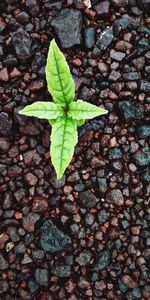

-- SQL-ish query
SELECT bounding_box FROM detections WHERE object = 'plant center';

[64,105,69,115]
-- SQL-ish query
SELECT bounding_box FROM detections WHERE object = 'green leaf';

[18,101,63,119]
[68,100,108,120]
[50,116,77,179]
[46,39,75,105]
[77,119,85,127]
[48,119,57,126]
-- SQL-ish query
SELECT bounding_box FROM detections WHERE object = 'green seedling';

[18,39,108,179]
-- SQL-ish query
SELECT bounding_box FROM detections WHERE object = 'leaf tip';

[18,109,24,115]
[102,108,108,115]
[50,38,58,50]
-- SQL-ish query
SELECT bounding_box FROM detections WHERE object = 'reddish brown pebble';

[25,172,38,186]
[72,58,82,66]
[10,67,22,78]
[122,275,137,289]
[32,196,48,213]
[44,152,50,159]
[15,212,23,220]
[84,8,96,20]
[109,137,117,147]
[108,228,120,239]
[22,213,40,232]
[130,226,141,235]
[0,233,9,250]
[0,68,9,82]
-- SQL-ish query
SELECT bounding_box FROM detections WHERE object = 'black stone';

[51,9,82,48]
[98,210,110,224]
[51,263,71,277]
[108,148,122,159]
[32,52,46,74]
[34,268,48,286]
[133,147,150,166]
[79,190,98,208]
[122,72,140,81]
[118,101,144,120]
[113,15,130,36]
[28,278,38,293]
[94,250,110,270]
[137,125,150,138]
[40,219,71,253]
[137,0,150,9]
[0,112,12,135]
[84,27,95,49]
[96,26,114,50]
[137,38,149,54]
[25,0,39,16]
[3,54,17,68]
[98,178,107,194]
[141,168,150,182]
[140,81,150,93]
[79,86,93,101]
[12,28,32,62]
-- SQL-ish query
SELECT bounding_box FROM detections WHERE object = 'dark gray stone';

[79,190,98,208]
[131,288,142,299]
[84,27,95,49]
[141,168,150,182]
[133,147,150,166]
[98,209,110,224]
[12,28,32,61]
[35,268,48,286]
[23,213,40,232]
[32,52,46,74]
[96,26,114,50]
[40,219,71,253]
[14,242,26,254]
[67,171,80,182]
[0,281,9,295]
[28,278,38,293]
[44,1,62,10]
[98,178,107,194]
[118,101,144,120]
[32,250,44,260]
[51,264,71,277]
[106,189,124,206]
[16,11,30,24]
[76,251,92,266]
[79,85,93,101]
[122,72,140,81]
[111,0,129,6]
[0,137,11,152]
[51,9,82,48]
[3,54,17,68]
[26,0,39,16]
[22,253,33,264]
[94,250,110,270]
[113,15,130,36]
[108,148,122,159]
[137,0,150,9]
[137,38,149,54]
[140,81,150,93]
[94,1,110,16]
[0,113,12,136]
[0,254,8,270]
[137,125,150,138]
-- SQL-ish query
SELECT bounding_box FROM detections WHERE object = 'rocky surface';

[0,0,149,299]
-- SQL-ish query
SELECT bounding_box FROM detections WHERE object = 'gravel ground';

[0,0,150,299]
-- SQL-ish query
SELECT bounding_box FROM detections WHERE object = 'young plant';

[18,39,108,179]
